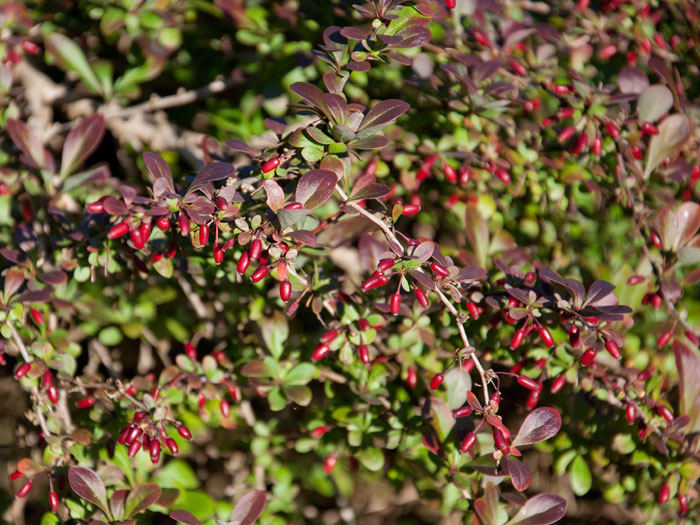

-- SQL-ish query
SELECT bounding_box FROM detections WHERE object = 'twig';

[335,185,491,404]
[177,275,208,318]
[9,323,52,437]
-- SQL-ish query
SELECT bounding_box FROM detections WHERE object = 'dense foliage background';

[0,0,699,524]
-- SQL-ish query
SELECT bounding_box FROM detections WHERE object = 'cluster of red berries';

[117,412,191,463]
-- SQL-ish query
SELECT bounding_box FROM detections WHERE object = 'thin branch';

[336,185,490,404]
[9,323,51,437]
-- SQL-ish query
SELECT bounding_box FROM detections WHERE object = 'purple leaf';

[170,509,201,525]
[295,169,337,209]
[7,119,46,170]
[230,490,267,525]
[68,466,110,518]
[224,140,257,155]
[61,115,105,177]
[124,483,161,518]
[512,407,562,447]
[189,162,235,194]
[263,180,285,214]
[319,156,346,180]
[502,456,532,492]
[585,280,616,306]
[102,196,128,216]
[506,494,567,525]
[0,249,27,264]
[340,25,371,41]
[38,270,68,286]
[474,484,499,525]
[144,152,175,194]
[412,241,435,263]
[110,489,128,520]
[4,267,25,299]
[391,23,432,48]
[290,82,327,112]
[456,266,487,281]
[322,93,348,124]
[351,135,390,150]
[618,66,648,94]
[286,230,317,247]
[358,99,410,132]
[674,340,700,433]
[15,288,52,304]
[349,183,391,201]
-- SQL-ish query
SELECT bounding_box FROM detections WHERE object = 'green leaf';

[46,33,102,95]
[155,459,199,490]
[260,311,288,359]
[357,446,384,472]
[284,363,317,385]
[284,385,312,406]
[153,257,173,278]
[268,387,287,411]
[569,455,592,496]
[98,326,123,346]
[443,367,472,410]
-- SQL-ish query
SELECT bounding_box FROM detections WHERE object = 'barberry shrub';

[1,0,699,523]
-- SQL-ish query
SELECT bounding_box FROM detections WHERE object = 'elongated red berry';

[362,274,388,291]
[250,265,269,283]
[261,157,280,173]
[47,384,58,404]
[402,204,420,215]
[605,339,621,359]
[49,491,59,512]
[493,428,509,453]
[626,404,636,424]
[641,122,659,135]
[414,288,429,308]
[178,214,190,236]
[320,330,339,344]
[129,228,144,250]
[358,344,369,364]
[312,344,330,361]
[430,262,450,277]
[199,224,209,246]
[550,375,566,394]
[150,440,161,463]
[14,362,31,379]
[656,405,674,422]
[430,373,444,390]
[140,220,152,241]
[445,0,456,9]
[443,163,457,183]
[87,202,104,213]
[16,479,33,498]
[377,259,395,272]
[510,328,525,350]
[466,302,479,319]
[592,135,602,156]
[177,425,192,440]
[659,482,670,504]
[657,331,672,348]
[572,132,588,154]
[581,348,596,366]
[280,280,292,302]
[454,406,473,418]
[128,440,141,458]
[29,307,45,326]
[605,122,620,139]
[390,293,401,315]
[539,327,554,347]
[220,399,230,418]
[679,493,688,515]
[77,397,95,408]
[526,388,541,410]
[324,454,337,475]
[213,243,224,264]
[156,216,170,231]
[517,375,539,390]
[249,239,262,260]
[407,366,417,388]
[237,252,250,274]
[460,431,477,453]
[284,201,303,209]
[311,425,330,438]
[108,222,129,239]
[568,325,580,347]
[495,169,511,184]
[10,470,23,481]
[184,341,197,360]
[166,437,179,455]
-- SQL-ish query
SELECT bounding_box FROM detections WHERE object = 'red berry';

[87,201,104,213]
[459,167,471,186]
[365,159,378,176]
[358,344,369,364]
[472,28,491,47]
[656,405,674,423]
[659,482,670,504]
[177,214,190,236]
[22,41,40,55]
[324,454,337,475]
[605,339,621,359]
[605,122,620,139]
[414,287,429,308]
[430,262,450,277]
[657,331,672,348]
[569,325,580,347]
[177,425,192,440]
[553,84,571,94]
[129,228,144,250]
[358,319,370,331]
[237,252,250,274]
[213,243,224,264]
[526,388,541,410]
[557,108,575,120]
[167,241,177,258]
[377,259,395,272]
[126,426,141,445]
[430,373,444,390]
[641,122,659,135]
[572,133,588,154]
[495,169,511,184]
[406,367,418,389]
[445,0,456,8]
[216,196,228,209]
[592,135,602,156]
[509,59,527,76]
[150,439,161,463]
[443,163,457,183]
[493,428,509,453]
[390,293,401,315]
[47,384,58,404]
[280,280,292,302]
[29,307,46,326]
[10,470,23,481]
[650,231,663,249]
[510,328,525,349]
[220,399,230,418]
[466,302,479,319]
[249,239,262,260]
[312,344,330,361]
[558,126,575,143]
[625,404,636,424]
[581,349,596,366]
[161,437,178,456]
[128,441,141,458]
[550,375,566,394]
[108,222,129,239]
[16,479,33,498]
[362,274,389,291]
[14,362,31,379]
[261,157,280,173]
[199,224,209,246]
[140,220,152,241]
[320,330,339,344]
[651,293,663,309]
[311,425,330,438]
[679,493,688,515]
[77,396,95,409]
[460,431,477,453]
[599,44,617,59]
[517,375,539,391]
[539,327,554,347]
[402,204,421,215]
[49,491,59,512]
[454,406,473,418]
[184,341,197,360]
[156,216,170,231]
[285,201,303,210]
